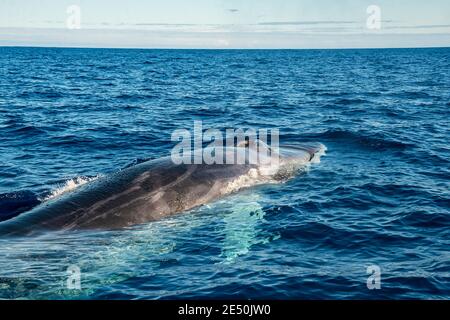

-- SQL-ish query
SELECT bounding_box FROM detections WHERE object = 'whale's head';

[236,139,326,181]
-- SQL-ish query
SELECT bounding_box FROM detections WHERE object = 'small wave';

[114,93,144,101]
[18,90,64,99]
[392,91,432,99]
[95,65,115,70]
[40,176,100,202]
[49,135,95,146]
[306,129,412,151]
[10,125,47,135]
[395,210,450,229]
[229,63,246,69]
[334,98,368,105]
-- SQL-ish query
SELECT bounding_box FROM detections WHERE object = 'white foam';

[40,176,100,201]
[222,168,270,194]
[310,144,327,164]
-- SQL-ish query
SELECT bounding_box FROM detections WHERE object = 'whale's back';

[0,157,252,235]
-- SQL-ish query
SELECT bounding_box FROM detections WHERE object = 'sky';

[0,0,449,48]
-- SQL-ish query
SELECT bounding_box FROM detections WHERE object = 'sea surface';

[0,47,449,299]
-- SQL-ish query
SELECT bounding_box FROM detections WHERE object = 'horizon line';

[1,44,450,51]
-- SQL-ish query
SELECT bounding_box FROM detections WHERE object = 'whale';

[0,141,325,236]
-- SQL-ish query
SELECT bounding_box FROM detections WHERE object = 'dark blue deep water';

[0,47,449,299]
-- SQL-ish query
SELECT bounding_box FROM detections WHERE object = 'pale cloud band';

[0,0,449,49]
[2,27,449,49]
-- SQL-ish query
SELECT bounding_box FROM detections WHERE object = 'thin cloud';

[134,23,197,26]
[386,24,450,29]
[258,21,356,26]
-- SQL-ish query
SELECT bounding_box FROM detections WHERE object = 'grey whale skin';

[0,143,324,236]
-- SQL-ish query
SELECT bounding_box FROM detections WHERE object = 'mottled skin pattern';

[0,144,322,236]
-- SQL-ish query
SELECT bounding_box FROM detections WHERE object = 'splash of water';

[39,176,101,202]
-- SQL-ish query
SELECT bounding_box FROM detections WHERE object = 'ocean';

[0,47,449,299]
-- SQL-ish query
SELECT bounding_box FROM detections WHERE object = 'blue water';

[0,47,449,299]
